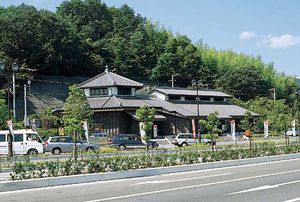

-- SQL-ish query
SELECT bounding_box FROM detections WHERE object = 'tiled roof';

[79,69,143,89]
[153,87,232,98]
[87,95,257,118]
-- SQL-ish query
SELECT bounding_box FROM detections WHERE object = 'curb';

[1,153,300,192]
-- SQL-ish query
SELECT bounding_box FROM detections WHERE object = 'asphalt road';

[1,158,300,202]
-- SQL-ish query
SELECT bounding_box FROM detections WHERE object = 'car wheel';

[119,144,126,150]
[27,149,38,155]
[52,148,61,155]
[181,142,188,147]
[86,147,95,152]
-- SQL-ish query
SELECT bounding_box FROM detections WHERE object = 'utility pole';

[170,75,176,88]
[270,88,276,103]
[23,80,31,127]
[12,62,19,119]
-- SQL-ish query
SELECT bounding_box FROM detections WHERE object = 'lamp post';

[192,79,202,143]
[12,62,19,119]
[24,80,31,127]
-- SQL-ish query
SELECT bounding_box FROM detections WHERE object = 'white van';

[0,129,44,155]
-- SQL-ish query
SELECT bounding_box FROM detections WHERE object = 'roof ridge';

[107,71,116,85]
[110,72,143,86]
[100,96,113,109]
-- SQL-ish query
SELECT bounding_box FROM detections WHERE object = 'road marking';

[85,169,300,202]
[0,158,299,196]
[132,173,232,185]
[227,179,300,195]
[283,197,300,202]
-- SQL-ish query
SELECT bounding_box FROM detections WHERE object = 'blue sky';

[1,0,300,77]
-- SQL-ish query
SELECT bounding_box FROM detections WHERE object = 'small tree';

[136,105,156,143]
[200,112,221,150]
[240,111,254,151]
[62,85,93,160]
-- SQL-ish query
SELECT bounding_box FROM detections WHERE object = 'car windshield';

[27,133,43,143]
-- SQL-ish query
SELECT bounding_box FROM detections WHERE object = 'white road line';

[227,179,300,195]
[85,169,300,202]
[0,158,299,196]
[132,173,232,185]
[283,197,300,202]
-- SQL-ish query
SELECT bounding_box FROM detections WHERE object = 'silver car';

[45,136,99,155]
[172,133,211,147]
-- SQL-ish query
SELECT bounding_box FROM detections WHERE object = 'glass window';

[51,137,60,142]
[169,96,181,100]
[118,88,132,95]
[185,96,196,101]
[214,97,224,102]
[200,97,210,101]
[0,134,6,142]
[27,133,42,143]
[14,134,24,142]
[90,88,108,96]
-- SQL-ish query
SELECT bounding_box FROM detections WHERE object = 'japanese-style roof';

[152,87,232,98]
[87,95,257,119]
[79,69,143,89]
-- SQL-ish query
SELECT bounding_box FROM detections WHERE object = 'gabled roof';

[152,87,232,98]
[79,69,143,89]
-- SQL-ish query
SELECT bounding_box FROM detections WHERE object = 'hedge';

[10,143,300,180]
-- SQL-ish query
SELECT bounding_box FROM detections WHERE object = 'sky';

[1,0,300,77]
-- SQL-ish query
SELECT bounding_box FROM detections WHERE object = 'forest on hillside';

[0,0,298,104]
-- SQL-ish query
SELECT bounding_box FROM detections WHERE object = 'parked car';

[89,132,109,144]
[0,129,44,155]
[108,134,159,150]
[286,130,300,136]
[45,136,100,155]
[172,133,212,147]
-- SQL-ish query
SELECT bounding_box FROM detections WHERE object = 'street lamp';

[12,62,19,119]
[24,80,31,127]
[192,79,202,143]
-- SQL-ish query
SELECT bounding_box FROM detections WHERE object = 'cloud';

[239,31,257,40]
[268,34,300,48]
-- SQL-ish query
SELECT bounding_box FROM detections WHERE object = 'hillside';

[0,0,297,104]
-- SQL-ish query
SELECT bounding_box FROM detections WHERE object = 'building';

[79,69,257,138]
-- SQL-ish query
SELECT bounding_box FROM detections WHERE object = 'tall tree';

[62,85,93,160]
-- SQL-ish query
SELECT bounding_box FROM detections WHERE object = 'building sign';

[264,121,269,138]
[191,119,196,139]
[230,119,236,141]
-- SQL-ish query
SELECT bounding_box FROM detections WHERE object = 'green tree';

[216,67,270,101]
[0,90,8,129]
[62,85,93,160]
[200,112,221,150]
[136,105,156,143]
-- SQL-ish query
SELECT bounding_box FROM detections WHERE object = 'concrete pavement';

[1,157,300,201]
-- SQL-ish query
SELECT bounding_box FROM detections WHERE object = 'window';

[169,96,181,100]
[214,97,224,102]
[90,88,108,96]
[0,134,6,142]
[200,97,210,101]
[185,96,196,101]
[14,134,23,142]
[118,88,132,95]
[26,133,42,142]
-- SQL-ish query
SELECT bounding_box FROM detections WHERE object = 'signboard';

[292,120,296,137]
[153,124,158,138]
[230,119,236,141]
[83,121,89,143]
[264,121,269,138]
[191,119,196,139]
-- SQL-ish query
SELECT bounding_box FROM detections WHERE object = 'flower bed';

[10,143,300,180]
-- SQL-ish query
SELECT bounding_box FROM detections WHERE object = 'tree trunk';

[73,131,78,161]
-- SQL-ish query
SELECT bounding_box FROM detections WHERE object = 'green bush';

[10,144,300,180]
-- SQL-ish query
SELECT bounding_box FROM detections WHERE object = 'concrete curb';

[1,153,300,192]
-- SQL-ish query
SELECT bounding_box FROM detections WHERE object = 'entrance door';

[13,133,25,155]
[0,134,8,155]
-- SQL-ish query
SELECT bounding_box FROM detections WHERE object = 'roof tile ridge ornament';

[113,94,123,107]
[105,65,116,85]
